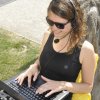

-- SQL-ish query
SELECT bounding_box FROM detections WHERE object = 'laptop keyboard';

[0,76,69,100]
[6,79,47,100]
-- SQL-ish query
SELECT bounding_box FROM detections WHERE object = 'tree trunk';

[78,0,100,100]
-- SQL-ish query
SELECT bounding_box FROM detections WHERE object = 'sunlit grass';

[0,28,40,81]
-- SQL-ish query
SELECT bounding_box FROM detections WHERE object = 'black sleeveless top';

[39,34,82,99]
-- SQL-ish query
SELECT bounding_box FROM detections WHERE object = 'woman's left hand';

[36,76,66,97]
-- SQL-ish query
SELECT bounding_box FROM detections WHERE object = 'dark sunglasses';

[46,17,69,29]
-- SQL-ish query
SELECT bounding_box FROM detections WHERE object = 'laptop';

[0,74,69,100]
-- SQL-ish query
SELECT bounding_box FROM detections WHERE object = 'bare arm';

[63,41,96,93]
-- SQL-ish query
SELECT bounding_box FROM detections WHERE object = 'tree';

[78,0,100,100]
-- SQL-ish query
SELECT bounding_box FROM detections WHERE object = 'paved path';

[0,0,16,7]
[0,0,51,43]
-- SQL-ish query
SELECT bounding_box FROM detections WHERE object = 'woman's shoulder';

[82,40,94,51]
[41,29,51,44]
[79,40,95,63]
[39,29,51,54]
[43,29,51,39]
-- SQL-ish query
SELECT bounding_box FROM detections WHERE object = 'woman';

[16,0,96,99]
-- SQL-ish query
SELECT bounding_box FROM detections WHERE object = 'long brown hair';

[48,0,86,52]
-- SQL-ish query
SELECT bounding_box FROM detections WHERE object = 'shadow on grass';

[4,58,38,82]
[16,57,38,74]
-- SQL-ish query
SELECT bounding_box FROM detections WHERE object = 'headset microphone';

[54,39,60,43]
[54,31,70,43]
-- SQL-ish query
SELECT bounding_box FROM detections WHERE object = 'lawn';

[0,28,40,81]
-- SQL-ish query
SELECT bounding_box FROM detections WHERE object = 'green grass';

[0,28,40,81]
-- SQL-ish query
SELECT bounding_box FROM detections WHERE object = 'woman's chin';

[53,33,61,38]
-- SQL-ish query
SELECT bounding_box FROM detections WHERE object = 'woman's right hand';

[16,64,39,87]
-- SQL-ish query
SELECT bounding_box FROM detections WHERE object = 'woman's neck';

[53,33,71,53]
